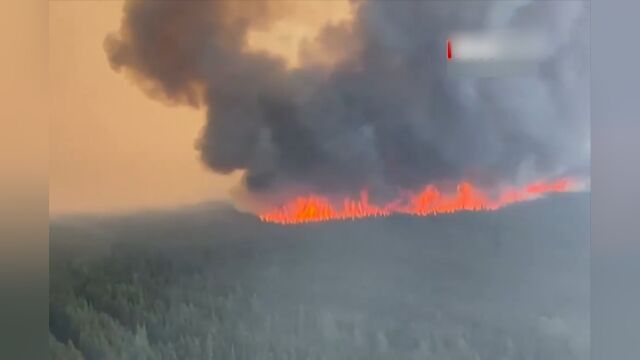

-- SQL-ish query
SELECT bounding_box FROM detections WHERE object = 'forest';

[50,194,589,360]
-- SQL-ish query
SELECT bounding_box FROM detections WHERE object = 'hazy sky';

[49,1,351,215]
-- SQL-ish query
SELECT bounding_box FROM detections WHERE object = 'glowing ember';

[259,178,574,224]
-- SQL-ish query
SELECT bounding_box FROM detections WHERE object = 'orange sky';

[49,1,352,215]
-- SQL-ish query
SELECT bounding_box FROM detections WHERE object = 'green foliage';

[50,333,84,360]
[49,249,579,360]
[50,197,589,359]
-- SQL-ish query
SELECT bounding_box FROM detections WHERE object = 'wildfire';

[259,178,574,224]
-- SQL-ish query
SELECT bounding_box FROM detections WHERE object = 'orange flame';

[259,178,574,224]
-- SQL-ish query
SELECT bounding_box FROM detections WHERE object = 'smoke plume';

[105,0,589,204]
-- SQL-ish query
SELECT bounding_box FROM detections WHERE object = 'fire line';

[259,178,574,224]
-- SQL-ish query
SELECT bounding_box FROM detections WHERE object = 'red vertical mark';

[447,39,452,60]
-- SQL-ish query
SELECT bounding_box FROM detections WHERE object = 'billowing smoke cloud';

[105,0,589,203]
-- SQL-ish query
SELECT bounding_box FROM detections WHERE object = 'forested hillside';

[50,194,589,360]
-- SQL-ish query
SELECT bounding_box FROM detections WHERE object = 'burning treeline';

[259,178,574,224]
[105,1,589,222]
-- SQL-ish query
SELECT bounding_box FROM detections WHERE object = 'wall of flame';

[260,178,574,224]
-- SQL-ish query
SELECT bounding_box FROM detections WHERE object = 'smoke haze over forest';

[49,2,590,359]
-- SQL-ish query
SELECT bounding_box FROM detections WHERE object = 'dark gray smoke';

[105,0,589,202]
